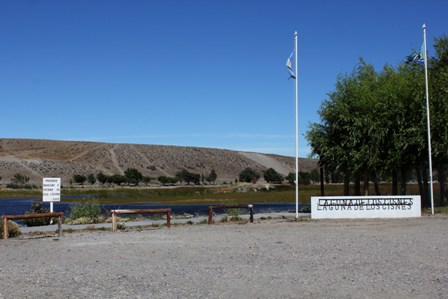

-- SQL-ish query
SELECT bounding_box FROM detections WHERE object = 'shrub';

[24,200,53,227]
[1,220,22,238]
[227,208,243,222]
[117,222,126,230]
[70,202,101,223]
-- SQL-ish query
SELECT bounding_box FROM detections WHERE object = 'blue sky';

[1,0,447,157]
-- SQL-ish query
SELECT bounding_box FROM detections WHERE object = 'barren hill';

[0,139,317,185]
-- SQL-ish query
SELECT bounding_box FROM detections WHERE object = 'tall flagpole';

[423,23,435,215]
[294,31,299,220]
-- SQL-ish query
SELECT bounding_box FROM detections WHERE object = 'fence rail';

[2,212,63,240]
[208,205,254,224]
[111,208,171,231]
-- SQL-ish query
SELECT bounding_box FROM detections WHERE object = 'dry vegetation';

[0,138,317,185]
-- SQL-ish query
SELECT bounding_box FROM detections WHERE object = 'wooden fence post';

[112,211,117,232]
[208,206,213,224]
[3,217,8,240]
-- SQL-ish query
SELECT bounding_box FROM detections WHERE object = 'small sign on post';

[43,178,61,213]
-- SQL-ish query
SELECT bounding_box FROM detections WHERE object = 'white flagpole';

[423,23,435,215]
[294,31,299,219]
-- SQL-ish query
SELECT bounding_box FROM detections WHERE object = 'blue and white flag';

[286,51,296,79]
[405,44,424,64]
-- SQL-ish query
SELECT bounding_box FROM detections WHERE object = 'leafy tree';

[286,172,311,185]
[110,174,126,186]
[263,168,284,184]
[11,173,30,185]
[310,169,320,183]
[158,176,178,186]
[97,172,108,185]
[124,168,143,186]
[87,173,96,185]
[73,174,87,185]
[176,169,200,185]
[299,172,311,185]
[239,168,260,183]
[286,172,295,185]
[142,176,152,186]
[206,169,218,184]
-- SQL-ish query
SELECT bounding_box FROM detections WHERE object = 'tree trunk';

[320,164,325,196]
[343,174,350,196]
[392,170,398,195]
[416,166,425,203]
[422,169,430,208]
[438,166,447,206]
[373,172,380,195]
[355,174,361,196]
[363,170,369,196]
[400,167,407,195]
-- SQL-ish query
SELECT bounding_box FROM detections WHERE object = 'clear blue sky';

[1,0,446,157]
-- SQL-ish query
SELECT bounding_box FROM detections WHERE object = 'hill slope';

[0,139,317,184]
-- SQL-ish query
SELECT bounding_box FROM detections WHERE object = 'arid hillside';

[0,139,317,185]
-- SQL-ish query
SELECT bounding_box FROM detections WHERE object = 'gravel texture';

[1,215,447,298]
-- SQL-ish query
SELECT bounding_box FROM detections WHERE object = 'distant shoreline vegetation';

[0,183,422,205]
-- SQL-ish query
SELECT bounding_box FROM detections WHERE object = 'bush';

[239,168,260,183]
[24,200,53,227]
[263,168,284,184]
[1,220,22,238]
[70,202,101,224]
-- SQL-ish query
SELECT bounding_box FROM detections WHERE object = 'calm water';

[0,198,303,216]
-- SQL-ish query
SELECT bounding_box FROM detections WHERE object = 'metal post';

[423,23,434,215]
[294,31,299,220]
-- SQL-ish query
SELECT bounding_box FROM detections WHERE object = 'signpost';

[43,178,61,213]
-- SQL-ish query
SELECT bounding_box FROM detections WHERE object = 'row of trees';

[239,167,319,185]
[306,35,448,207]
[72,167,319,187]
[72,168,218,186]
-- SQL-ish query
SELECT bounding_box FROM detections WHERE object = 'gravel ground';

[1,215,447,299]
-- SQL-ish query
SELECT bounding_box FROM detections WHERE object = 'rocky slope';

[0,138,317,185]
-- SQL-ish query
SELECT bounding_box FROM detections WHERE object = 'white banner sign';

[311,196,421,219]
[43,178,61,202]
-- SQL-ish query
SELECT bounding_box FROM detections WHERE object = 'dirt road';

[1,215,447,298]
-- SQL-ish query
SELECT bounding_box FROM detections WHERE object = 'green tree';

[158,176,178,186]
[124,168,143,186]
[263,168,284,184]
[73,174,87,185]
[310,169,320,183]
[142,176,152,186]
[97,172,108,185]
[87,173,96,185]
[206,169,218,184]
[110,174,126,186]
[176,169,200,185]
[11,173,30,185]
[239,168,260,183]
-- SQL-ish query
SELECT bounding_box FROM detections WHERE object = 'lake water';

[0,198,304,217]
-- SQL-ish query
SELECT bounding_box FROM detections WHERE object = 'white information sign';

[311,195,421,219]
[43,178,61,202]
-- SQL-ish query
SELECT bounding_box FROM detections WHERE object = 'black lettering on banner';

[316,197,415,212]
